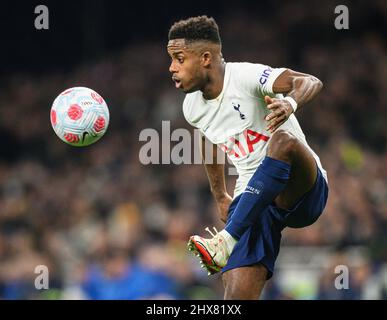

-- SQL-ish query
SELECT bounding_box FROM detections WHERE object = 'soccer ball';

[50,87,109,146]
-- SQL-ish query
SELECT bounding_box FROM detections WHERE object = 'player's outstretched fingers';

[266,108,283,121]
[268,114,287,132]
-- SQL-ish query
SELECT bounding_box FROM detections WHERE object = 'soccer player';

[167,16,328,299]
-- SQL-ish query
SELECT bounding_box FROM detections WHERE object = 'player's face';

[167,39,206,93]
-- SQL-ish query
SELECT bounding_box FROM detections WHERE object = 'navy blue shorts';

[222,167,328,279]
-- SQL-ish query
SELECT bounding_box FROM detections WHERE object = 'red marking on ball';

[93,116,105,132]
[64,133,79,143]
[51,110,57,126]
[61,89,73,95]
[67,104,83,120]
[91,92,103,104]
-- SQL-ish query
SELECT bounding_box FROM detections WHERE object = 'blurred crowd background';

[0,0,386,299]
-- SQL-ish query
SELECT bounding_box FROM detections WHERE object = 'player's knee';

[267,129,298,160]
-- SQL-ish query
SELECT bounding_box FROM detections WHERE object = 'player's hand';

[216,193,233,224]
[264,95,294,133]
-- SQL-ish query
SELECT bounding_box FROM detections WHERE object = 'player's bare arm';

[201,135,232,223]
[265,69,323,133]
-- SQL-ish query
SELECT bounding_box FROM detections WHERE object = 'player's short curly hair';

[168,16,221,44]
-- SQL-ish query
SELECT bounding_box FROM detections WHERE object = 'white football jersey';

[183,62,328,198]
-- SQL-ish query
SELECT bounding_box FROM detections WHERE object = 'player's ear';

[201,51,212,67]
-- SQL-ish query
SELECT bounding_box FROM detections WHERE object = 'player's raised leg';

[225,129,317,239]
[221,130,319,299]
[188,129,319,274]
[269,130,317,211]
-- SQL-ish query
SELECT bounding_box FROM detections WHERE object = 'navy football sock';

[225,156,291,240]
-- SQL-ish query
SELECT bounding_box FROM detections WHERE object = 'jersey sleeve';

[234,62,287,98]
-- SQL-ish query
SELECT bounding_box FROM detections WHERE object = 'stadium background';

[0,0,386,299]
